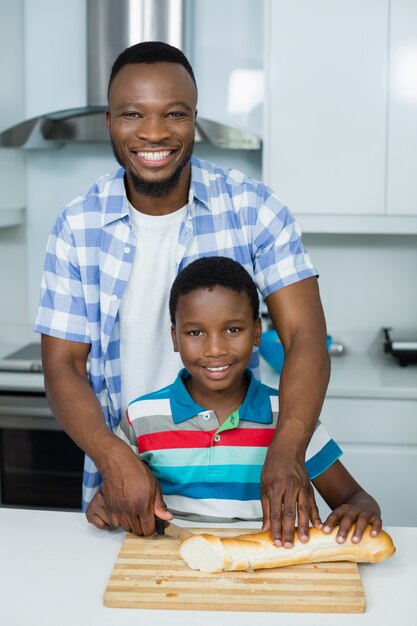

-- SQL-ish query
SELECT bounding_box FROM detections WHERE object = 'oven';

[0,343,84,510]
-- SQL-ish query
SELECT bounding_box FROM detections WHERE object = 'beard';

[111,139,193,198]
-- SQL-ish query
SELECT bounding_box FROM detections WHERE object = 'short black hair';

[108,40,197,98]
[169,256,260,325]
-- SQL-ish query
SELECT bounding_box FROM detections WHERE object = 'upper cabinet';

[264,0,417,233]
[0,0,25,226]
[186,0,264,179]
[387,0,417,215]
[188,0,264,139]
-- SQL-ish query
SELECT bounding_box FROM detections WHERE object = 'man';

[35,41,330,548]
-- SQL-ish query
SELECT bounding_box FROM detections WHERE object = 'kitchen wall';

[0,226,27,328]
[0,0,416,346]
[303,233,417,350]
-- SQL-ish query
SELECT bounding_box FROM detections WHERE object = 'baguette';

[179,525,395,573]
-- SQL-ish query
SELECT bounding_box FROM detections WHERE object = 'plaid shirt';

[34,156,317,509]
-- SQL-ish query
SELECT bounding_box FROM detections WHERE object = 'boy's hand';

[261,450,322,548]
[86,490,121,530]
[322,499,382,544]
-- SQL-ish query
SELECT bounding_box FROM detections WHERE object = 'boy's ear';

[171,325,179,352]
[254,317,262,346]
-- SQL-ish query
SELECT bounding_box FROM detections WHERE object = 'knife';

[154,516,193,541]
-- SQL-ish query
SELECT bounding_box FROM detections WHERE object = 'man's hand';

[41,336,172,535]
[86,490,120,530]
[260,449,322,548]
[262,280,330,548]
[99,441,173,535]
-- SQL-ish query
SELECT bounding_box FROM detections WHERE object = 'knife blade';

[164,522,193,541]
[154,516,193,541]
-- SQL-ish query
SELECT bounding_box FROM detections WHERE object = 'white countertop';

[261,353,417,400]
[0,508,415,626]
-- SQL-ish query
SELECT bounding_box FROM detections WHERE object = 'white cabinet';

[0,0,25,227]
[318,397,417,526]
[264,0,388,217]
[188,0,264,139]
[188,0,264,180]
[264,0,417,233]
[387,0,417,215]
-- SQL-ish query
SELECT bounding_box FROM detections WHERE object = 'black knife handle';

[155,516,165,535]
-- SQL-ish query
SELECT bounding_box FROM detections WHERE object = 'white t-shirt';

[119,203,187,413]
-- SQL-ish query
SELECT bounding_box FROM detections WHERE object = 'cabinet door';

[318,397,417,526]
[314,446,417,527]
[0,0,25,216]
[387,0,417,215]
[264,0,388,216]
[333,444,417,527]
[187,0,264,180]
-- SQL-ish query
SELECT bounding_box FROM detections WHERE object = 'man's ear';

[171,325,179,352]
[105,108,111,130]
[254,317,262,347]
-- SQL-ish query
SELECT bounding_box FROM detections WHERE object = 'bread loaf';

[179,525,395,573]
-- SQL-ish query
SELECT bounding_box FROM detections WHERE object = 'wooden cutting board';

[104,528,365,613]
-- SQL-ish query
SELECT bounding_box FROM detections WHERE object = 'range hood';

[0,0,261,151]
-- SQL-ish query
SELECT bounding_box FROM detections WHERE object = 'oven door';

[0,392,84,509]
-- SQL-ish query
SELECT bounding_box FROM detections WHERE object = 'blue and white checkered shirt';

[34,156,317,509]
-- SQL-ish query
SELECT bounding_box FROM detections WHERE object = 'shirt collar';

[170,368,274,425]
[189,156,211,211]
[170,369,206,423]
[102,158,212,227]
[102,168,131,226]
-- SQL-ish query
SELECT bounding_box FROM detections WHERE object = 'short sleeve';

[305,421,343,480]
[115,410,139,455]
[34,213,90,343]
[251,190,318,299]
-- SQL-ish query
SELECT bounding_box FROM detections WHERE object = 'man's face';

[171,287,262,397]
[106,62,197,201]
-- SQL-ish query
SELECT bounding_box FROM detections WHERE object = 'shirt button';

[202,412,211,420]
[213,434,221,443]
[124,246,131,254]
[111,294,118,302]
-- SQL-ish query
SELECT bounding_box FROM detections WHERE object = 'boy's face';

[171,286,261,393]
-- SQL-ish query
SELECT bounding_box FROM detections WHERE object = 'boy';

[87,257,382,546]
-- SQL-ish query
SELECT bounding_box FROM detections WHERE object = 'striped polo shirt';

[116,369,342,523]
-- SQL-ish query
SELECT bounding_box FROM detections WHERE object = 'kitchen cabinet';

[318,396,417,526]
[0,0,25,227]
[264,0,417,234]
[387,0,417,215]
[187,0,264,180]
[188,0,264,139]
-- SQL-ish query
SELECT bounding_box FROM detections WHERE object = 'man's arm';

[261,276,330,547]
[41,334,172,534]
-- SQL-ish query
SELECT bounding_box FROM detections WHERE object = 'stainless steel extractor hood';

[0,0,261,151]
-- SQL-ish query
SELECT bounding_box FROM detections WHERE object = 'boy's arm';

[42,334,172,534]
[261,277,330,547]
[312,460,382,543]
